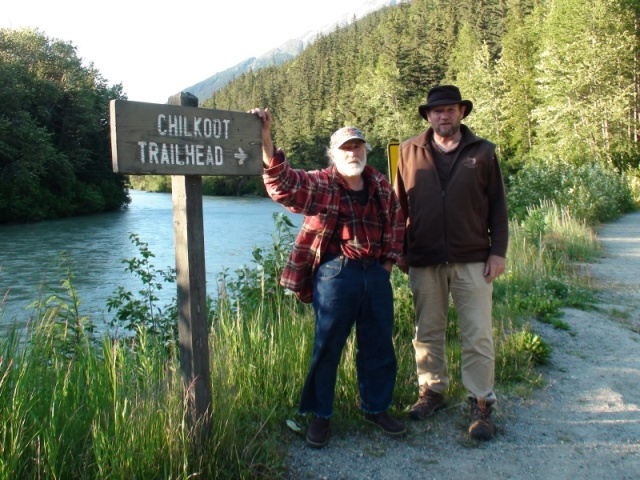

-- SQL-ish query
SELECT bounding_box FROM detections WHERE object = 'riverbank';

[285,211,640,479]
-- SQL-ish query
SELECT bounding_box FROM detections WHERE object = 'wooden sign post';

[110,93,263,434]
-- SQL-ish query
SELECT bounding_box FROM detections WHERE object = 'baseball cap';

[330,127,366,149]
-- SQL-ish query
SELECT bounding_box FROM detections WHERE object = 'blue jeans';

[299,254,397,418]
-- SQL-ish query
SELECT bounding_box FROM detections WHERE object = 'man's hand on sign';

[248,108,275,167]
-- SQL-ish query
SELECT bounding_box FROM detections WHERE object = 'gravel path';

[285,211,640,480]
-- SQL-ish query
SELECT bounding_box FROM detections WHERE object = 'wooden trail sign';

[110,99,263,176]
[109,92,263,436]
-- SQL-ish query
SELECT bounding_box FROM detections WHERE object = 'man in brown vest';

[394,85,509,441]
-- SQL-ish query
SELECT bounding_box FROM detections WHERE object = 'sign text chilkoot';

[110,100,263,176]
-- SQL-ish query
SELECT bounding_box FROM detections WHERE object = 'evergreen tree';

[494,0,541,167]
[532,0,636,164]
[446,24,503,154]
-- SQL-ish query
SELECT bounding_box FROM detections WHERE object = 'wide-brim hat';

[418,85,473,120]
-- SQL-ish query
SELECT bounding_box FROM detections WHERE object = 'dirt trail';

[286,212,640,480]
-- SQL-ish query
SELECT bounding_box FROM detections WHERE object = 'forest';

[205,0,640,220]
[2,0,640,223]
[0,28,128,223]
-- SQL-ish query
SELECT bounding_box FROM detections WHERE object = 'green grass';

[0,202,612,478]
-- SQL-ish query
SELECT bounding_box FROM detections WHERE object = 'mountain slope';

[184,0,401,102]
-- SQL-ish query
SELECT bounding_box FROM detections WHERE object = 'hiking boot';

[468,398,495,441]
[364,411,407,436]
[408,387,445,420]
[306,416,330,448]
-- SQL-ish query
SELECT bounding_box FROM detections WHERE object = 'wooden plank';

[110,99,262,176]
[172,174,212,428]
[169,92,212,432]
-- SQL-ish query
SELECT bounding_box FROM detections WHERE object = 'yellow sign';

[387,142,399,185]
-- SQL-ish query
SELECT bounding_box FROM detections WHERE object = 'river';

[0,190,300,333]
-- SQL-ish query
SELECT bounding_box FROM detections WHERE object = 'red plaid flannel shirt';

[263,149,405,303]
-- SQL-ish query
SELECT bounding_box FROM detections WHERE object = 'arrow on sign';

[234,148,248,165]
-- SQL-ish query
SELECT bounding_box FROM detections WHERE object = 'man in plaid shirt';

[250,107,406,448]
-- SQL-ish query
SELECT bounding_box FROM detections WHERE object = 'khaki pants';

[409,263,495,400]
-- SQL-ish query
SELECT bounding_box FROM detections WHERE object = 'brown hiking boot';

[306,416,330,448]
[468,398,495,441]
[408,387,445,420]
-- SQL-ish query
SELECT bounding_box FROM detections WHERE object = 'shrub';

[622,167,640,208]
[106,233,177,347]
[508,159,635,224]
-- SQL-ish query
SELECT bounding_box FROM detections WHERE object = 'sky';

[2,0,376,104]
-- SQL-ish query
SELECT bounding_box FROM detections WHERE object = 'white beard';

[335,157,366,178]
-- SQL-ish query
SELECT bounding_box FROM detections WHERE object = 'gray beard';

[336,161,365,178]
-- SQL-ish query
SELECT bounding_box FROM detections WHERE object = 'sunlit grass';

[494,201,600,326]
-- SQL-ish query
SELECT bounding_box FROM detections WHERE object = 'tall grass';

[495,200,600,328]
[0,203,609,478]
